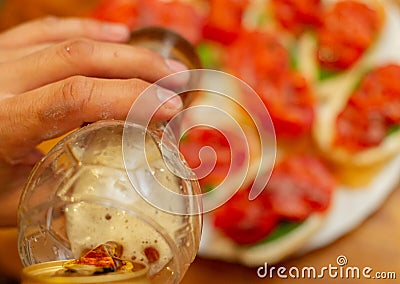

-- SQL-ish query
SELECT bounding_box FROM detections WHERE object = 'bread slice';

[313,0,400,167]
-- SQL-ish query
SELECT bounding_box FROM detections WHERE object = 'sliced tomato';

[226,31,314,138]
[335,64,400,151]
[213,154,335,244]
[350,64,400,122]
[213,188,279,245]
[202,0,249,45]
[270,0,322,35]
[265,155,335,221]
[89,0,139,29]
[226,31,290,87]
[179,127,245,192]
[90,0,205,43]
[256,71,315,138]
[317,0,381,71]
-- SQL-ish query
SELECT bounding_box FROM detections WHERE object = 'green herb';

[289,45,299,70]
[387,124,400,136]
[256,12,270,27]
[179,132,188,143]
[264,221,303,243]
[318,68,339,81]
[245,221,304,247]
[351,68,370,92]
[202,184,216,193]
[196,42,222,69]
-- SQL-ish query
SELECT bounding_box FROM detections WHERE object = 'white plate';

[302,154,400,252]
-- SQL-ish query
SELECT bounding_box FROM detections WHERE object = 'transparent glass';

[129,26,202,110]
[18,121,202,284]
[128,26,201,70]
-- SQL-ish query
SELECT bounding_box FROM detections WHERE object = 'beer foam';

[65,202,174,275]
[63,161,189,276]
[62,123,192,276]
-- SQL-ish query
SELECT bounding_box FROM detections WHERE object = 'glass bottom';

[22,261,150,284]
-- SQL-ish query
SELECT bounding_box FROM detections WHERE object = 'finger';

[0,76,183,163]
[0,16,130,48]
[0,43,49,63]
[0,38,187,94]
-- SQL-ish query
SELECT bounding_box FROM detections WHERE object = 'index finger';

[0,76,183,163]
[0,16,131,48]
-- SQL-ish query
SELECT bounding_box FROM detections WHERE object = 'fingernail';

[102,23,130,39]
[157,87,183,109]
[164,59,190,87]
[165,59,188,73]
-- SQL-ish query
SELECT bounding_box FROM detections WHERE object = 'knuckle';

[60,76,96,111]
[56,38,95,65]
[126,78,147,95]
[0,99,29,160]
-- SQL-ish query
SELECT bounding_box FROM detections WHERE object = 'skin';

[0,16,187,227]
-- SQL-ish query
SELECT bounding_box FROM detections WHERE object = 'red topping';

[270,0,322,35]
[213,155,335,244]
[202,0,249,45]
[266,155,335,221]
[336,64,400,151]
[90,0,205,43]
[214,189,279,245]
[317,0,381,71]
[179,127,245,192]
[227,31,315,138]
[89,0,139,29]
[137,0,205,44]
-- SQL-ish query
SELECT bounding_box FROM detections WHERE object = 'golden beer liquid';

[22,261,151,284]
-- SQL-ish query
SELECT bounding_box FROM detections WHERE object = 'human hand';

[0,17,187,226]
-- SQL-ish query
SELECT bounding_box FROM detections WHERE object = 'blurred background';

[0,0,399,283]
[0,0,98,30]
